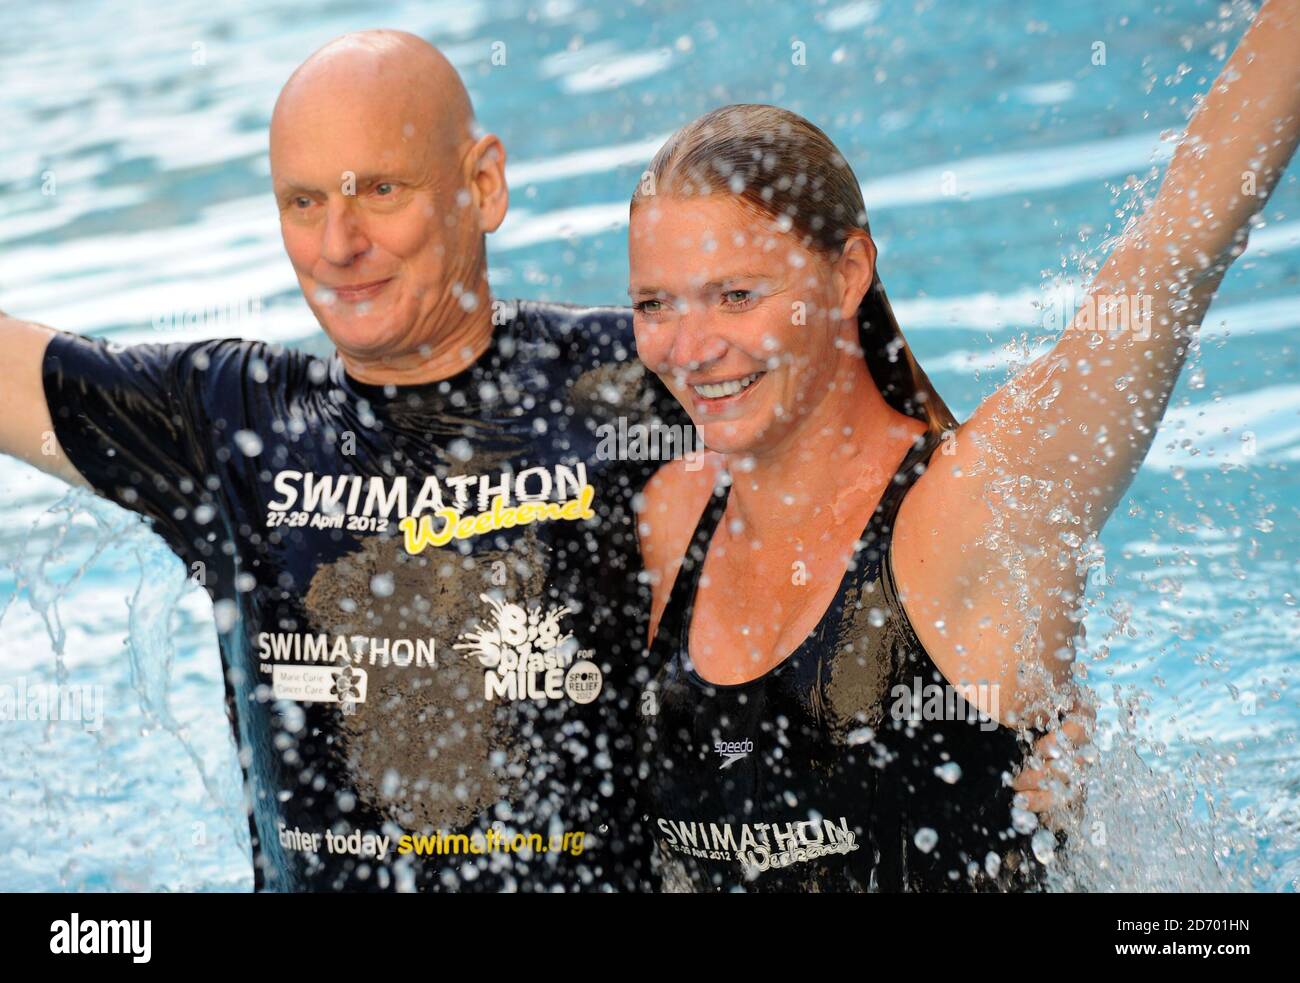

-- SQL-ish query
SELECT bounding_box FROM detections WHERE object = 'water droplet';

[847,726,875,746]
[934,762,962,784]
[370,573,395,597]
[984,851,1002,878]
[1011,806,1040,835]
[278,703,305,734]
[914,827,939,853]
[1031,828,1057,863]
[234,430,263,456]
[381,769,401,797]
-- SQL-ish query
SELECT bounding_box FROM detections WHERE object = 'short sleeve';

[41,331,236,569]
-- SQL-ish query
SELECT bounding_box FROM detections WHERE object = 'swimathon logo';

[262,462,596,550]
[454,594,602,704]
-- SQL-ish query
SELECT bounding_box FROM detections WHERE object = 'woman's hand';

[1012,703,1097,834]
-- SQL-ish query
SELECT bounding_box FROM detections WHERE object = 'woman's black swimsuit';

[637,427,1058,892]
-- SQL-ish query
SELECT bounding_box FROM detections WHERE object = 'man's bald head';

[272,30,476,160]
[269,30,509,381]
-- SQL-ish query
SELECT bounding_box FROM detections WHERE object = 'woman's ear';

[834,233,877,321]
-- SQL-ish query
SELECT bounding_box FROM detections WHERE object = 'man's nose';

[667,311,729,373]
[320,200,370,266]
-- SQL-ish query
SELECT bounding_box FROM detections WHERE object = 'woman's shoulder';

[637,453,725,640]
[638,453,722,565]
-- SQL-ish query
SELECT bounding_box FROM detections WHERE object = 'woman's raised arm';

[972,0,1300,539]
[894,0,1300,727]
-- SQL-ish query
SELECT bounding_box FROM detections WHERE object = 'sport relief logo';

[454,594,603,704]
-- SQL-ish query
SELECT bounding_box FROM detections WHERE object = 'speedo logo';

[715,739,753,769]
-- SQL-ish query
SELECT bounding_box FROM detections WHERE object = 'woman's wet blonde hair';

[631,103,958,432]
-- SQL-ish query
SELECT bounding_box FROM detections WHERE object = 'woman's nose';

[667,314,729,372]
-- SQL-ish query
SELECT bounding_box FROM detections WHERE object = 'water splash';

[1,489,250,890]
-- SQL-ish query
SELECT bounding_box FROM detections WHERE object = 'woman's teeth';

[692,372,762,399]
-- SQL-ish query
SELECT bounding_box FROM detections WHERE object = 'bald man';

[0,31,686,892]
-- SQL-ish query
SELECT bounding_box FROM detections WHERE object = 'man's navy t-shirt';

[41,300,688,892]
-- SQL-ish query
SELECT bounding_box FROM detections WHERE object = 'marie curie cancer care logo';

[455,594,603,704]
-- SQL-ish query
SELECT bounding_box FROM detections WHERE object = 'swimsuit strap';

[649,480,731,656]
[651,425,947,658]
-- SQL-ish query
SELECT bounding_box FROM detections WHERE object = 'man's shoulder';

[44,332,319,400]
[171,336,325,391]
[510,297,631,351]
[125,337,328,431]
[186,335,315,368]
[506,299,683,423]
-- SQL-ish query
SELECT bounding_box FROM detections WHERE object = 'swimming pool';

[1,0,1296,891]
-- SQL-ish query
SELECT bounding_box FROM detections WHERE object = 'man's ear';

[466,133,508,233]
[834,232,877,321]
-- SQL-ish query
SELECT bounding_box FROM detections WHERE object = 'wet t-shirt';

[41,300,690,892]
[638,429,1057,892]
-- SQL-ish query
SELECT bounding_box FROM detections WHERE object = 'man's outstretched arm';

[0,313,89,487]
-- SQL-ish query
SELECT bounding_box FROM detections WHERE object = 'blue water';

[1,0,1297,891]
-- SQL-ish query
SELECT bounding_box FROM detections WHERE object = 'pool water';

[1,0,1296,891]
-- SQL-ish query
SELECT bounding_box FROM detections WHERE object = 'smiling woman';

[627,0,1300,892]
[628,105,1042,891]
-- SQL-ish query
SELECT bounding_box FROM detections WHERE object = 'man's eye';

[634,299,663,314]
[374,182,394,196]
[293,196,313,209]
[722,289,752,306]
